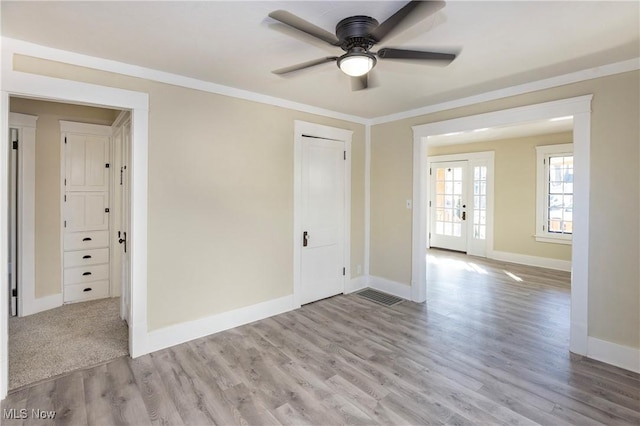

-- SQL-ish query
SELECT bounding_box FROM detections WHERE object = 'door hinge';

[12,288,17,297]
[542,225,545,231]
[64,178,67,186]
[64,137,67,144]
[429,232,431,239]
[64,195,67,202]
[344,151,346,160]
[429,168,432,175]
[105,163,110,168]
[64,220,67,228]
[429,200,432,207]
[12,140,18,150]
[343,267,346,276]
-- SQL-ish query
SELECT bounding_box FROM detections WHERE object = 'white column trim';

[364,124,371,276]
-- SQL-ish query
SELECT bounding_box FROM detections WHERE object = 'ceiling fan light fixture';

[337,51,376,77]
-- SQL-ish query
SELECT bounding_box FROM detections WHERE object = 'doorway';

[293,121,352,308]
[1,67,150,399]
[411,95,592,356]
[6,98,132,390]
[299,135,346,305]
[429,160,468,252]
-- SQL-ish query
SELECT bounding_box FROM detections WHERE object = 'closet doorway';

[6,97,132,390]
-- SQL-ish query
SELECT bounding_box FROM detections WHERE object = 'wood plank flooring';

[2,250,639,425]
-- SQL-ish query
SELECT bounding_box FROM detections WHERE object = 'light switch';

[406,199,412,209]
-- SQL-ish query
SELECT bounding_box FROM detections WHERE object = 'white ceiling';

[2,1,639,118]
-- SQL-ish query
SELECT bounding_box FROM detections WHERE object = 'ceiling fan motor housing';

[336,16,379,51]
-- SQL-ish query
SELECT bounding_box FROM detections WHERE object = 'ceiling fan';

[268,1,457,90]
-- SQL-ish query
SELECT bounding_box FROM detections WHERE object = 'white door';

[430,161,469,252]
[300,136,345,305]
[65,134,110,192]
[8,128,18,316]
[119,122,131,322]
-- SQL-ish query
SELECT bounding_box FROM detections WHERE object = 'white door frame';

[293,120,352,309]
[7,113,38,317]
[412,95,592,356]
[1,68,149,399]
[427,151,495,257]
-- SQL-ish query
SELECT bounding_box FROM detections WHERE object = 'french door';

[430,161,469,252]
[429,158,490,256]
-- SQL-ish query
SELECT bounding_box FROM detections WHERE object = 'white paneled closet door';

[61,121,112,304]
[65,133,110,192]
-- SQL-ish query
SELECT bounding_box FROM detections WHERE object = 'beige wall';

[428,132,573,261]
[13,55,366,330]
[371,70,639,349]
[9,98,119,298]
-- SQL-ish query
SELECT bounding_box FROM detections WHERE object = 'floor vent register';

[356,288,404,307]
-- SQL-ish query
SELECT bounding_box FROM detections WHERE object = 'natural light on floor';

[503,270,524,282]
[427,253,487,274]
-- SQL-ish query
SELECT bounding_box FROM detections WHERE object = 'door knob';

[118,231,127,253]
[303,231,309,247]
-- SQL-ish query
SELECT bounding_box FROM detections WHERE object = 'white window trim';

[535,143,574,245]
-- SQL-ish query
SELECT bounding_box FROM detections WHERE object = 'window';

[535,143,573,244]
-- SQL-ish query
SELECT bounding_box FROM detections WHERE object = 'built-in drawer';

[64,230,109,251]
[64,263,109,285]
[64,280,110,303]
[64,248,109,268]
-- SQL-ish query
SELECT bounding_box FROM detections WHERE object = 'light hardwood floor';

[2,250,639,425]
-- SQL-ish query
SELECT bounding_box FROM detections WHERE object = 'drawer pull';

[83,287,92,292]
[82,272,92,276]
[82,237,92,241]
[82,255,92,259]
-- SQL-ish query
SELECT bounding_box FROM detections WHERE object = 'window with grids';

[473,166,487,240]
[536,144,573,244]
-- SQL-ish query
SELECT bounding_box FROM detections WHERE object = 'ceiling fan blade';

[269,10,340,46]
[351,74,368,91]
[272,57,338,75]
[370,1,445,43]
[377,48,456,63]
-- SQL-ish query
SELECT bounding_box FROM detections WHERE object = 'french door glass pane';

[473,166,487,240]
[434,166,464,237]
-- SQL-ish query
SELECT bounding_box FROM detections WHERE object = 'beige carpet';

[9,297,128,390]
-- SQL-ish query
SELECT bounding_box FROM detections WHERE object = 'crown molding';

[3,37,638,127]
[370,58,640,125]
[1,37,369,125]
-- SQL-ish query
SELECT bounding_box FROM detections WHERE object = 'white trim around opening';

[0,67,149,399]
[411,95,593,356]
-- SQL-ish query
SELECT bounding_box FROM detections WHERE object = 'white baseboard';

[22,293,63,316]
[146,295,294,353]
[345,276,369,294]
[587,337,640,373]
[369,275,412,300]
[488,250,572,272]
